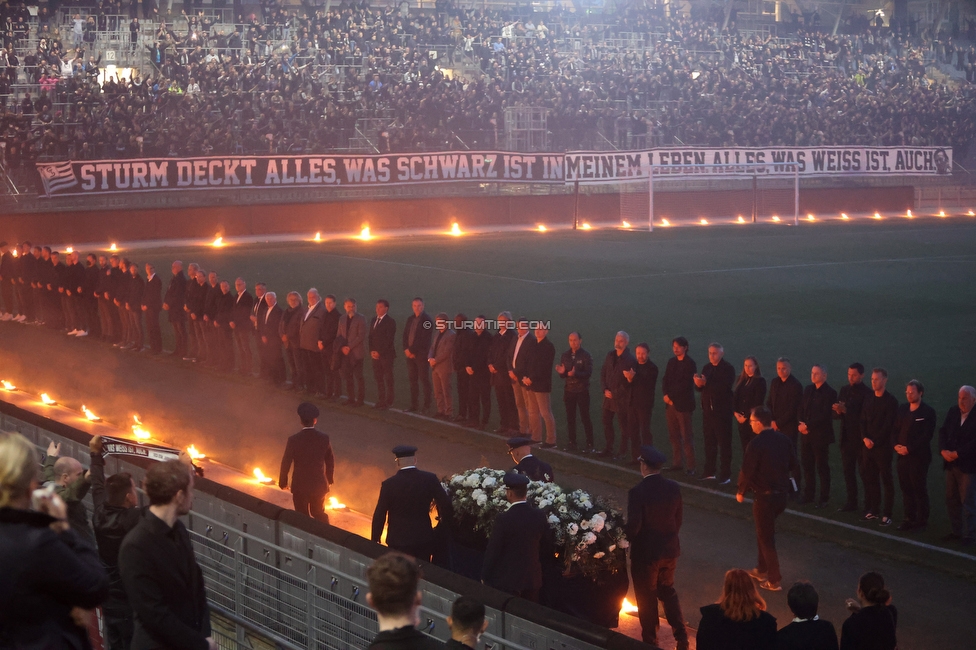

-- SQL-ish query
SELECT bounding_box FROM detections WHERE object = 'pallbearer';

[507,437,554,483]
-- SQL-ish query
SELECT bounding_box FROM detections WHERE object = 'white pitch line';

[541,254,976,285]
[313,253,547,284]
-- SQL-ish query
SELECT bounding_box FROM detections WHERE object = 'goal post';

[617,162,800,229]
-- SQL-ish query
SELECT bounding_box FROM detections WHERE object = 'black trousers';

[861,448,894,518]
[127,309,143,348]
[1,279,15,314]
[455,370,470,419]
[292,491,330,524]
[323,355,342,398]
[104,612,134,650]
[342,356,365,403]
[217,327,235,371]
[192,318,209,362]
[564,390,594,447]
[840,440,862,508]
[145,308,162,353]
[372,356,395,406]
[407,355,432,409]
[390,542,434,564]
[233,329,253,373]
[170,317,187,356]
[800,437,831,502]
[262,342,286,386]
[85,297,99,336]
[634,403,653,446]
[897,454,931,525]
[494,379,518,429]
[737,421,753,455]
[631,559,687,647]
[753,492,787,584]
[468,373,491,424]
[602,406,637,458]
[299,348,323,392]
[702,412,733,480]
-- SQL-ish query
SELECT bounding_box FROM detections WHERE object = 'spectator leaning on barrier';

[119,459,216,650]
[41,440,95,544]
[0,432,109,650]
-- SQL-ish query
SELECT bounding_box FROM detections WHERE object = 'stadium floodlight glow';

[253,468,274,484]
[359,226,373,241]
[187,445,206,460]
[450,222,462,237]
[771,216,781,222]
[699,218,709,225]
[537,224,548,232]
[131,415,151,440]
[212,236,225,247]
[660,219,671,226]
[110,243,118,251]
[40,393,57,405]
[580,223,592,230]
[313,232,322,242]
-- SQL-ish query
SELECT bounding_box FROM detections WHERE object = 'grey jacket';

[336,311,367,360]
[428,329,456,373]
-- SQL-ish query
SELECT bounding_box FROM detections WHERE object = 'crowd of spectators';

[1,1,975,168]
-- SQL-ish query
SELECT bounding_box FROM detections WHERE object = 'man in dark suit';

[833,363,870,512]
[141,263,163,355]
[213,281,236,372]
[202,272,221,368]
[630,343,658,449]
[939,385,976,544]
[507,437,554,482]
[768,357,804,496]
[279,402,336,524]
[798,364,838,507]
[557,331,595,451]
[403,298,434,412]
[162,260,188,358]
[369,299,397,409]
[481,472,549,602]
[662,336,697,474]
[319,295,342,399]
[489,311,518,434]
[185,270,208,363]
[626,446,689,650]
[522,322,557,447]
[259,292,286,387]
[860,368,899,526]
[125,262,145,351]
[250,283,269,376]
[83,254,101,337]
[694,343,736,483]
[119,460,216,650]
[462,316,493,428]
[737,406,799,592]
[508,319,536,435]
[298,289,326,394]
[600,331,637,460]
[371,445,453,562]
[230,277,255,375]
[894,380,937,532]
[337,297,368,406]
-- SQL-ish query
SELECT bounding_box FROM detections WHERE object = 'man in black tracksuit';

[894,380,936,531]
[694,343,736,483]
[860,368,899,525]
[797,365,837,507]
[833,363,870,512]
[737,406,798,591]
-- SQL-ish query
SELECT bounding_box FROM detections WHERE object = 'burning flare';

[1,380,16,391]
[807,214,815,222]
[81,405,101,422]
[536,224,547,232]
[110,243,118,251]
[186,445,206,460]
[660,219,671,227]
[449,222,462,237]
[580,222,592,230]
[699,218,709,225]
[621,220,631,229]
[772,215,781,222]
[841,213,849,220]
[212,236,225,247]
[359,226,372,241]
[40,393,57,405]
[131,415,151,440]
[65,247,74,254]
[938,210,947,218]
[873,212,883,220]
[313,232,322,242]
[620,598,639,616]
[253,468,274,484]
[326,496,347,510]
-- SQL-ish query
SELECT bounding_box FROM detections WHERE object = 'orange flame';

[580,222,592,230]
[772,215,781,222]
[537,224,547,232]
[313,232,322,242]
[81,405,101,421]
[253,468,274,484]
[620,598,639,615]
[841,213,850,220]
[110,243,118,251]
[660,218,671,226]
[359,226,372,241]
[40,393,57,405]
[737,216,746,223]
[449,222,462,237]
[621,220,631,228]
[212,236,224,247]
[2,380,16,391]
[131,415,151,440]
[326,496,347,510]
[186,445,206,460]
[699,218,709,225]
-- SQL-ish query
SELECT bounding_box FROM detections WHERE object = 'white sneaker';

[67,329,79,336]
[75,331,88,337]
[14,315,26,322]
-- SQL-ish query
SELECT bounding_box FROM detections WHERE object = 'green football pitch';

[130,217,976,536]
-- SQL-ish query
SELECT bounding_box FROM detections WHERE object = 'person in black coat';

[508,436,554,482]
[893,380,936,531]
[601,331,638,460]
[557,331,595,451]
[371,445,453,562]
[141,263,163,354]
[522,323,557,446]
[734,356,767,454]
[662,336,697,474]
[625,446,689,649]
[369,299,398,409]
[119,460,214,650]
[489,313,519,433]
[280,292,304,387]
[833,363,870,513]
[403,299,434,412]
[83,253,102,337]
[797,365,838,507]
[695,343,736,483]
[697,569,777,650]
[776,581,838,650]
[213,281,236,372]
[452,314,473,422]
[839,572,897,650]
[629,344,659,448]
[125,262,145,351]
[0,433,109,650]
[162,260,188,357]
[185,270,209,363]
[768,358,804,449]
[462,317,494,428]
[230,278,255,375]
[859,369,899,525]
[481,473,550,602]
[259,293,287,387]
[509,319,536,434]
[319,295,343,399]
[279,403,336,524]
[938,385,976,543]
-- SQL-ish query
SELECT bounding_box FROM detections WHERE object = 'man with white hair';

[939,385,976,545]
[298,288,326,393]
[600,331,637,460]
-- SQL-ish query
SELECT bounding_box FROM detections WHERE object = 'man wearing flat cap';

[625,446,689,649]
[481,472,550,602]
[508,437,554,483]
[372,445,453,563]
[279,402,336,523]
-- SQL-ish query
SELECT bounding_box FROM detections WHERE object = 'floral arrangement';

[444,468,629,580]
